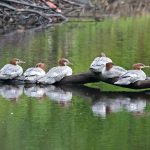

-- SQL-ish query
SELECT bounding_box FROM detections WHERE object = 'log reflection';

[0,84,149,116]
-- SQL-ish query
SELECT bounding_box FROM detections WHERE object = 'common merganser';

[90,52,112,73]
[24,63,46,83]
[102,62,127,78]
[115,63,150,85]
[37,58,72,84]
[0,58,25,80]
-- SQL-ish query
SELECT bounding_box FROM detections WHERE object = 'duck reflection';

[60,85,149,118]
[93,94,147,117]
[24,85,46,100]
[95,94,147,117]
[0,84,23,101]
[91,97,147,118]
[92,102,106,117]
[45,85,72,106]
[0,84,149,116]
[125,99,147,116]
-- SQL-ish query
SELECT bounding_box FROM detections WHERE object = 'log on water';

[59,71,150,89]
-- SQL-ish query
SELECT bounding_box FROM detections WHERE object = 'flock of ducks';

[0,53,149,85]
[90,53,150,85]
[0,58,72,84]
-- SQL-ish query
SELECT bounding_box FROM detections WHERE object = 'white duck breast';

[102,66,127,78]
[115,70,146,85]
[0,64,23,79]
[38,66,72,84]
[90,57,112,72]
[24,67,46,81]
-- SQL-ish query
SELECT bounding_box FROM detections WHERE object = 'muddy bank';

[0,0,68,34]
[0,0,150,34]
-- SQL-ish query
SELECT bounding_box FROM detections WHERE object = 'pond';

[0,16,150,150]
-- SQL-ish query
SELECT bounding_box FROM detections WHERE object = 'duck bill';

[142,65,150,68]
[19,60,26,64]
[69,62,73,65]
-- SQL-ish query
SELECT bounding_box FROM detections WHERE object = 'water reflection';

[0,29,38,51]
[92,97,147,117]
[0,84,23,101]
[24,85,46,100]
[59,85,149,117]
[45,85,72,106]
[0,84,149,116]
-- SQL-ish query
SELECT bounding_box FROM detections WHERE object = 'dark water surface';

[0,16,150,150]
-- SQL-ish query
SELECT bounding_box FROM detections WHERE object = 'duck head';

[133,63,150,70]
[36,63,46,71]
[105,62,114,71]
[10,58,25,65]
[58,58,72,66]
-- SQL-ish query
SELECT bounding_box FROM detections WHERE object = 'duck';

[0,58,25,80]
[90,52,112,73]
[115,63,150,85]
[101,62,127,78]
[37,58,72,84]
[23,63,46,83]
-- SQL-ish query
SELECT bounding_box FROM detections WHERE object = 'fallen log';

[59,71,150,89]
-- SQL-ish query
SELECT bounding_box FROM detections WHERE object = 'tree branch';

[2,0,49,10]
[62,0,85,7]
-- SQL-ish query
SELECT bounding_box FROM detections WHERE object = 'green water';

[0,16,150,150]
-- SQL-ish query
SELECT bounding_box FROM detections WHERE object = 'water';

[0,16,150,150]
